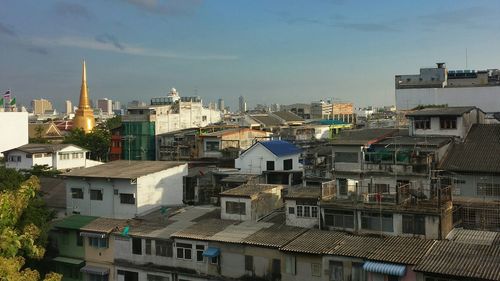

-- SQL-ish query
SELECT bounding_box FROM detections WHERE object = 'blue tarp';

[363,261,406,277]
[259,140,301,157]
[202,247,220,258]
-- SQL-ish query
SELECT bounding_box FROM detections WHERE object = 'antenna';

[465,48,468,69]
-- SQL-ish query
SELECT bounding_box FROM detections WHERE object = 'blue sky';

[1,0,500,111]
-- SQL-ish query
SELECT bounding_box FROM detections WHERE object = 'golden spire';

[73,59,95,133]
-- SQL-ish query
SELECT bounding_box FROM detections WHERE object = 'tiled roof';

[406,106,476,116]
[62,160,186,179]
[243,224,306,248]
[414,241,500,280]
[281,229,346,254]
[284,187,321,199]
[272,111,304,122]
[259,140,302,157]
[53,215,97,230]
[366,236,436,265]
[440,124,500,173]
[220,184,281,198]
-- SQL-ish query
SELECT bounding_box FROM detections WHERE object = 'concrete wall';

[332,145,363,173]
[0,112,28,155]
[5,150,35,170]
[282,253,324,281]
[452,174,500,198]
[235,143,302,174]
[396,86,500,113]
[84,236,115,281]
[54,145,87,170]
[220,197,252,221]
[285,199,319,228]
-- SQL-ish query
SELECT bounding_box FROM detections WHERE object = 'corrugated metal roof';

[243,224,307,248]
[440,124,500,173]
[53,215,97,230]
[171,219,237,241]
[272,111,304,122]
[281,229,346,254]
[5,143,84,154]
[367,236,435,265]
[406,106,476,117]
[330,235,381,258]
[80,217,128,234]
[220,184,281,198]
[330,128,399,145]
[448,228,500,246]
[62,160,186,179]
[250,115,283,127]
[414,241,500,280]
[259,140,302,157]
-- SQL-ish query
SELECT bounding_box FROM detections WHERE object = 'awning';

[53,256,84,265]
[202,247,220,258]
[363,261,406,277]
[80,265,109,276]
[80,232,106,238]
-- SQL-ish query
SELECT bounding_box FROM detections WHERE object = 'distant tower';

[73,60,95,133]
[218,98,225,112]
[239,96,247,113]
[65,100,72,114]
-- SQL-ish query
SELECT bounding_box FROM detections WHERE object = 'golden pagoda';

[73,60,95,133]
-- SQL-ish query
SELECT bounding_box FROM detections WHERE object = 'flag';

[9,97,16,105]
[3,90,10,99]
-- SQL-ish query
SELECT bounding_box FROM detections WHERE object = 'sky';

[1,0,500,111]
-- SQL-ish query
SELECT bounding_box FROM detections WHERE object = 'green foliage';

[63,127,111,161]
[0,176,61,281]
[105,115,122,130]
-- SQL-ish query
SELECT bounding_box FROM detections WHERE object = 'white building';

[239,96,247,113]
[0,112,28,155]
[4,143,88,171]
[63,160,188,219]
[235,140,302,174]
[65,100,72,114]
[406,106,485,139]
[97,98,113,115]
[395,63,500,113]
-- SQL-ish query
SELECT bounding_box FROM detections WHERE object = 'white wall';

[0,112,28,155]
[285,199,319,228]
[4,150,34,170]
[396,86,500,113]
[235,143,302,174]
[220,197,252,221]
[54,145,87,170]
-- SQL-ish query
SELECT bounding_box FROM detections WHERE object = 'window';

[225,201,246,215]
[311,263,321,277]
[329,261,343,281]
[205,141,220,152]
[147,275,169,281]
[245,255,253,271]
[211,256,219,264]
[285,255,296,275]
[283,159,293,170]
[440,117,457,129]
[368,183,390,194]
[117,270,139,281]
[338,178,348,196]
[88,273,108,281]
[296,205,317,218]
[266,161,275,171]
[351,263,366,281]
[132,238,142,255]
[155,240,173,257]
[324,210,355,229]
[196,245,205,262]
[76,232,83,246]
[8,155,21,162]
[176,242,192,260]
[403,214,426,235]
[120,193,135,204]
[477,182,500,197]
[414,117,431,130]
[361,212,394,232]
[90,189,103,201]
[34,153,43,158]
[288,207,295,215]
[88,237,108,248]
[59,153,70,160]
[145,239,152,255]
[334,152,358,163]
[71,188,84,199]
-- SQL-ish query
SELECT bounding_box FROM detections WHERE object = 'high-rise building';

[31,99,53,115]
[65,100,72,114]
[73,60,96,133]
[217,98,225,112]
[239,96,247,113]
[112,101,121,110]
[98,98,113,114]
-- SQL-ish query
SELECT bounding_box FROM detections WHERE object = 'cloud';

[0,22,17,37]
[121,0,203,15]
[95,34,125,50]
[30,36,237,60]
[54,2,92,19]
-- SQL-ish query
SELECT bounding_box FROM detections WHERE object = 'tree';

[63,127,111,161]
[105,115,122,131]
[0,176,61,281]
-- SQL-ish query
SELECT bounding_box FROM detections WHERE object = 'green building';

[52,215,97,281]
[121,107,156,161]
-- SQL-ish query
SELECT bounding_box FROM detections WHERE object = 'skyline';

[2,1,500,111]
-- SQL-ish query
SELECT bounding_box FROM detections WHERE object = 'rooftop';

[281,229,346,254]
[284,187,322,199]
[53,215,98,230]
[272,111,304,122]
[258,140,302,157]
[6,143,84,154]
[243,224,306,248]
[200,127,265,137]
[330,128,399,146]
[62,160,186,179]
[220,183,282,198]
[250,114,283,127]
[80,217,128,233]
[440,124,500,173]
[406,106,476,117]
[366,236,435,265]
